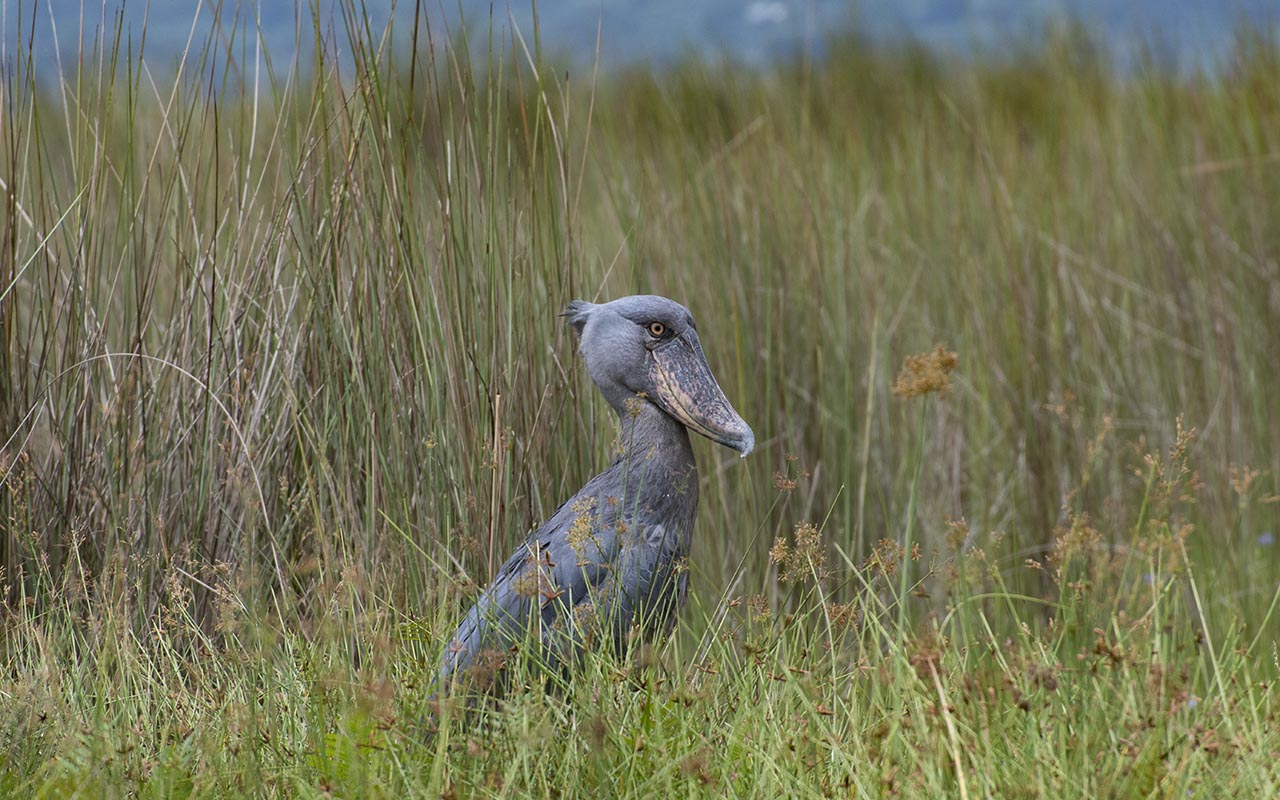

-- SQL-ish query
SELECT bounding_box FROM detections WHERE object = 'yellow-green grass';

[1,6,1278,797]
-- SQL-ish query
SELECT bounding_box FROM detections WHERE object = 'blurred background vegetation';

[1,2,1278,795]
[3,10,1275,632]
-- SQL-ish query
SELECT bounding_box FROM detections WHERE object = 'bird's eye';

[647,321,667,338]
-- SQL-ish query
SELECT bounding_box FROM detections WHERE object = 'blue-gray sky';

[2,1,1276,79]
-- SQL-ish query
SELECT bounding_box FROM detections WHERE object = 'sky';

[2,0,1277,80]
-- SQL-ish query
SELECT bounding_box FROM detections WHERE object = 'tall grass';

[1,4,1278,796]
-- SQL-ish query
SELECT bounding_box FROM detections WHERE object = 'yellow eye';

[647,321,666,338]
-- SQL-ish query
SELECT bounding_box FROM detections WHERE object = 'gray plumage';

[437,295,753,696]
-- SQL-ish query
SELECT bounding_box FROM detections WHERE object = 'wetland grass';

[1,5,1278,797]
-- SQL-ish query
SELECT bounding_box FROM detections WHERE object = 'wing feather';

[436,471,622,691]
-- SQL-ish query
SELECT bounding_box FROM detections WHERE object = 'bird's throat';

[612,400,698,484]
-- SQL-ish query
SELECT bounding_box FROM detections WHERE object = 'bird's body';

[437,295,753,696]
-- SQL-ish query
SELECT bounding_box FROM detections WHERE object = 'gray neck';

[612,400,699,509]
[615,401,693,462]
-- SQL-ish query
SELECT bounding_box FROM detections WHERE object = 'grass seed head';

[770,521,828,583]
[892,345,958,399]
[566,496,599,555]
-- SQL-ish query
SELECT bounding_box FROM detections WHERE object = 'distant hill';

[7,0,1277,77]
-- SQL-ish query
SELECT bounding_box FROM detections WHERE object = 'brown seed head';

[769,521,828,583]
[892,345,958,399]
[566,496,598,556]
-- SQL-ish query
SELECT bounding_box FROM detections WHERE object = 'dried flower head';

[747,594,772,622]
[1048,512,1103,580]
[624,393,648,419]
[892,345,958,399]
[566,496,599,557]
[773,471,798,492]
[1230,464,1262,498]
[828,601,861,630]
[945,517,970,551]
[512,565,541,599]
[769,521,828,583]
[863,538,904,577]
[572,597,603,646]
[513,544,561,604]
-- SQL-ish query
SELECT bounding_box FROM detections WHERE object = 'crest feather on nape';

[562,300,594,335]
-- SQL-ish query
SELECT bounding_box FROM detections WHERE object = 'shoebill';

[437,295,754,696]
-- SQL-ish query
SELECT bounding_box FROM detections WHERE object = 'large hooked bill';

[649,329,755,457]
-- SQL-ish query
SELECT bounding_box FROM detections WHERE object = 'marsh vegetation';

[1,6,1278,797]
